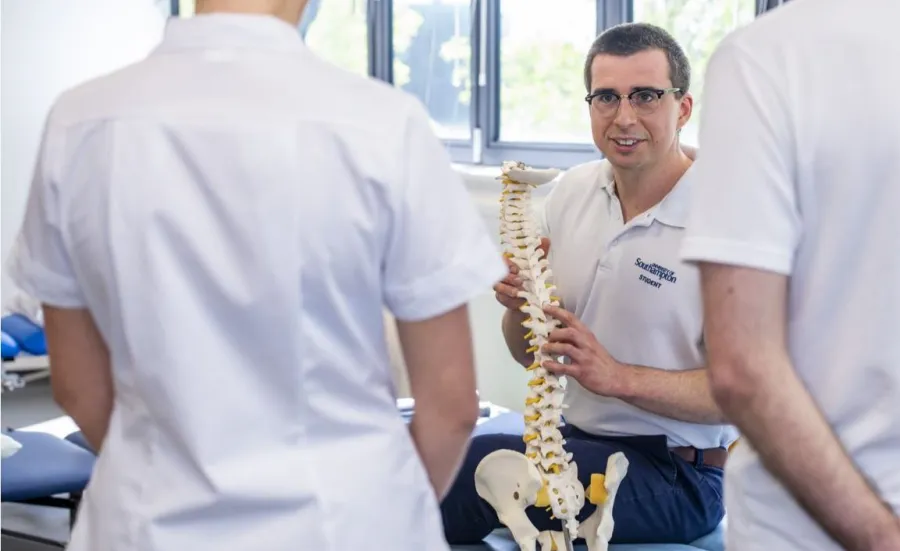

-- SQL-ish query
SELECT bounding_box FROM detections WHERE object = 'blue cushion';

[1,430,95,502]
[65,431,94,454]
[1,314,46,356]
[1,331,20,359]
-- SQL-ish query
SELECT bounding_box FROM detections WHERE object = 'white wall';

[1,0,168,299]
[0,2,550,413]
[453,166,556,412]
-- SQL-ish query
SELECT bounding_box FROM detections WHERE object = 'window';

[498,0,597,144]
[177,0,194,17]
[631,0,757,145]
[392,0,472,141]
[304,0,369,76]
[170,1,770,166]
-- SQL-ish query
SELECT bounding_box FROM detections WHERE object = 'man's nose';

[613,99,638,127]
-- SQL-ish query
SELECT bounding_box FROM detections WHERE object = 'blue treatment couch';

[1,430,96,549]
[1,314,47,356]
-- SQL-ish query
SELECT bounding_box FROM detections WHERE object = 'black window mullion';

[482,0,500,152]
[370,0,393,81]
[466,0,489,164]
[603,0,631,29]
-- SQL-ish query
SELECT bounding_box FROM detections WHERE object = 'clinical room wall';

[0,0,168,300]
[453,168,555,413]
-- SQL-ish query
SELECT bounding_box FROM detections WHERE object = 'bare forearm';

[409,409,477,500]
[43,306,113,453]
[502,308,532,367]
[613,365,726,424]
[715,361,900,550]
[56,390,112,452]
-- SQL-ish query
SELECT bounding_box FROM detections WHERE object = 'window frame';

[174,0,774,167]
[476,0,607,169]
[372,0,626,168]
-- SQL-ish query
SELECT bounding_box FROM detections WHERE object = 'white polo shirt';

[540,159,738,450]
[681,0,900,549]
[6,14,505,551]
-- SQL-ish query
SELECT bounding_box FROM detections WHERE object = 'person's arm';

[611,364,723,424]
[700,264,900,550]
[540,305,724,424]
[382,97,506,500]
[43,306,113,452]
[6,111,112,450]
[397,305,480,500]
[680,37,899,549]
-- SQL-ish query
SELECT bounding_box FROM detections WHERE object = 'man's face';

[587,49,692,171]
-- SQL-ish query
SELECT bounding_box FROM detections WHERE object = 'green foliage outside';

[304,0,369,76]
[298,0,757,146]
[635,0,756,144]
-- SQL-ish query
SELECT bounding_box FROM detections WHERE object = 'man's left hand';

[540,304,626,397]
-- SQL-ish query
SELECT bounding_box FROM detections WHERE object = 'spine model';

[497,161,581,537]
[473,161,628,551]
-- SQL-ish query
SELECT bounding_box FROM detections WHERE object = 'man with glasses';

[682,0,900,550]
[441,22,737,547]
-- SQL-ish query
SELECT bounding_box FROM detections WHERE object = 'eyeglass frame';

[584,87,683,115]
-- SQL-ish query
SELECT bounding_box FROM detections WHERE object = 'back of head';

[583,22,691,98]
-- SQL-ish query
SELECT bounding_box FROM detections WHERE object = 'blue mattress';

[1,430,95,502]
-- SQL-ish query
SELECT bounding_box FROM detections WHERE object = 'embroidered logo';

[635,257,677,289]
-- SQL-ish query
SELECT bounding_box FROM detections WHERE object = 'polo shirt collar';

[599,158,695,229]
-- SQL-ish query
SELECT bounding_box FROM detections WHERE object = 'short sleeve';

[5,117,86,309]
[382,100,506,322]
[679,37,801,276]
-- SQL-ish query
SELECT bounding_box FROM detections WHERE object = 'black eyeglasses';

[585,87,681,116]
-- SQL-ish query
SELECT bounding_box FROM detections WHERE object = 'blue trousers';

[440,419,725,545]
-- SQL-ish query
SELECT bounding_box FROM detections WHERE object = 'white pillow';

[1,433,23,459]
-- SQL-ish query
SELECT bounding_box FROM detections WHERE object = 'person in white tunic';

[5,1,506,550]
[680,0,900,550]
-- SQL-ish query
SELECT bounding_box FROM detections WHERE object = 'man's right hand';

[493,237,550,310]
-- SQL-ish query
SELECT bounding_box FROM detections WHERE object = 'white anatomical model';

[474,161,630,551]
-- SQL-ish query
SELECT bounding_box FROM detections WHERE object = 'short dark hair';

[583,22,690,97]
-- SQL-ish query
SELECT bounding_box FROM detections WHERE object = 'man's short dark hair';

[583,22,690,97]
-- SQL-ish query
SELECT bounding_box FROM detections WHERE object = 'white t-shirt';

[540,159,738,450]
[6,14,505,551]
[680,0,900,549]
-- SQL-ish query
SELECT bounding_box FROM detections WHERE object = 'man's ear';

[677,92,694,130]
